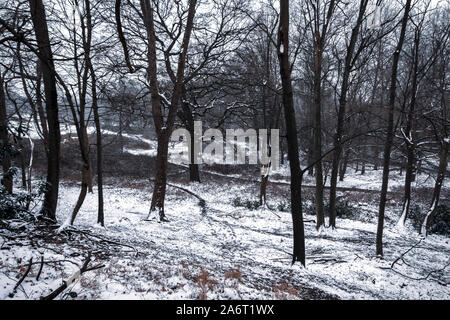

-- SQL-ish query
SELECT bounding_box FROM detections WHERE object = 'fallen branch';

[390,239,423,269]
[312,258,347,265]
[379,239,449,286]
[36,256,44,281]
[9,258,33,298]
[63,227,141,256]
[40,252,104,300]
[17,259,80,269]
[385,262,449,286]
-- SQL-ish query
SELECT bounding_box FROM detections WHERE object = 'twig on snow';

[9,258,33,298]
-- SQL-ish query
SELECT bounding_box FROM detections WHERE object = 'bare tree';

[90,62,104,226]
[421,18,449,235]
[397,1,448,228]
[277,0,306,266]
[328,0,369,229]
[304,0,337,230]
[116,0,197,221]
[376,0,412,257]
[65,0,97,225]
[28,0,61,221]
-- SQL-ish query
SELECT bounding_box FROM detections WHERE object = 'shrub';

[224,267,242,282]
[410,204,449,236]
[0,181,47,220]
[303,198,316,216]
[232,197,260,210]
[273,280,301,300]
[275,198,359,218]
[276,201,290,212]
[0,187,30,220]
[196,268,217,300]
[334,201,359,219]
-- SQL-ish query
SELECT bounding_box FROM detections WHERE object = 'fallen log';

[40,252,104,300]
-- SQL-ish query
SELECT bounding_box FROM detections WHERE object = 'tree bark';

[68,0,94,225]
[20,150,27,189]
[70,127,90,225]
[260,174,269,206]
[29,0,61,221]
[312,44,325,230]
[277,0,306,266]
[0,73,12,194]
[149,132,170,220]
[90,67,104,226]
[329,0,368,229]
[180,94,201,183]
[35,61,49,151]
[310,0,336,230]
[398,28,420,228]
[70,165,89,225]
[339,148,350,181]
[376,0,412,256]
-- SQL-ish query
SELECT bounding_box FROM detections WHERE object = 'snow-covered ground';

[0,129,448,300]
[1,173,448,300]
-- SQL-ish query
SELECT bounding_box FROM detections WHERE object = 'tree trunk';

[149,132,170,221]
[81,0,104,226]
[313,46,325,230]
[374,144,380,170]
[260,167,269,206]
[277,0,306,266]
[140,0,197,221]
[91,69,104,226]
[259,131,273,207]
[25,137,34,210]
[189,143,201,183]
[376,0,412,256]
[35,61,49,151]
[181,97,200,183]
[361,150,366,175]
[421,138,448,236]
[307,128,314,176]
[70,165,89,225]
[94,106,104,226]
[0,74,12,194]
[70,127,91,225]
[20,147,27,188]
[339,148,350,181]
[310,0,337,230]
[398,27,420,228]
[29,0,61,221]
[329,0,368,228]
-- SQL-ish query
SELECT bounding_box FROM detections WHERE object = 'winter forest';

[0,0,448,301]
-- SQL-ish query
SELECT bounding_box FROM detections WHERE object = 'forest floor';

[0,130,449,300]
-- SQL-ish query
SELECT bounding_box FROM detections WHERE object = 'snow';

[1,135,448,300]
[396,200,408,230]
[1,172,448,300]
[421,200,437,236]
